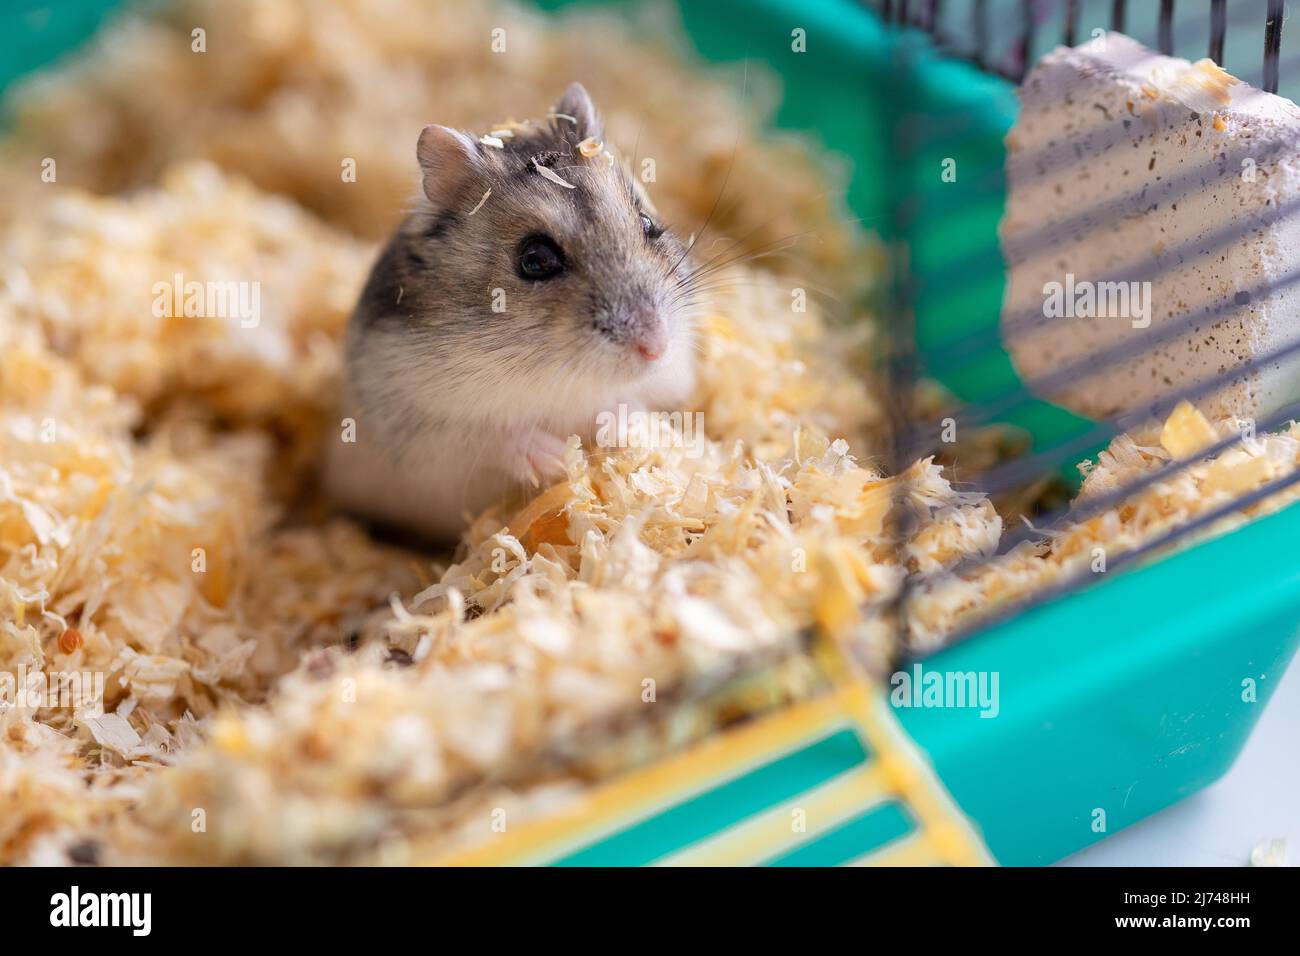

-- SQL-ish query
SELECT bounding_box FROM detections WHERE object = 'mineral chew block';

[999,33,1300,425]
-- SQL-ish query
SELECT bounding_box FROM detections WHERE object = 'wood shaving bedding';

[905,402,1300,650]
[2,0,1299,865]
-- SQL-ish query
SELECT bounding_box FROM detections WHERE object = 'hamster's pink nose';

[633,326,667,362]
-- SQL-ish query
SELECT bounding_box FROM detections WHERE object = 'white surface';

[1061,654,1300,867]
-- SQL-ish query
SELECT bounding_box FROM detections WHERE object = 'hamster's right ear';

[417,125,482,211]
[553,82,603,142]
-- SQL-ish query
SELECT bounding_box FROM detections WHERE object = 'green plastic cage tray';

[6,0,1298,866]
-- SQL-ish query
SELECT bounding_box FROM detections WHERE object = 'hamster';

[326,83,698,541]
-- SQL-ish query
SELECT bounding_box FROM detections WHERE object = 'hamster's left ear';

[416,124,483,213]
[553,82,604,142]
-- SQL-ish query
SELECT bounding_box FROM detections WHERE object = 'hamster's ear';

[553,82,603,142]
[417,125,482,211]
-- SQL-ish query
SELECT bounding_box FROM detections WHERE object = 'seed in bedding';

[58,628,84,654]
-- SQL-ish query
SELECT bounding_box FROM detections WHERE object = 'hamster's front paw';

[507,429,569,486]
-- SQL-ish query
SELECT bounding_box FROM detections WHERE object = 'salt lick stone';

[999,33,1300,423]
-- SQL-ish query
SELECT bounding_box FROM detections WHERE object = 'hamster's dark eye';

[517,235,566,280]
[639,213,662,239]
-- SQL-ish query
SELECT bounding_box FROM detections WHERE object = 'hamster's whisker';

[685,205,772,261]
[683,231,820,284]
[685,274,844,304]
[628,121,645,182]
[676,196,817,282]
[668,127,742,276]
